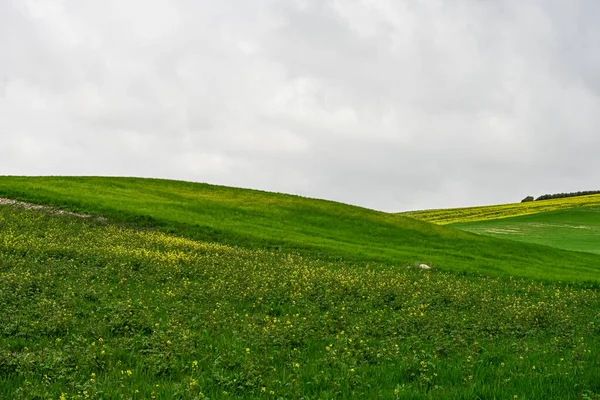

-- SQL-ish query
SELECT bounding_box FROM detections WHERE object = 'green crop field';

[401,191,600,255]
[453,206,600,255]
[1,176,600,399]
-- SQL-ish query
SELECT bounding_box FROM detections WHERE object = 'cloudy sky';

[1,0,599,211]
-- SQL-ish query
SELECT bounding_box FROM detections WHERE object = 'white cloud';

[1,0,600,211]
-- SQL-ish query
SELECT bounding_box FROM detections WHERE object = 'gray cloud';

[1,0,600,211]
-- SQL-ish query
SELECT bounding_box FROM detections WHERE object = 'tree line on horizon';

[521,190,600,203]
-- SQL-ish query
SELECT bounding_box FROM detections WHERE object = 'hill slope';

[1,176,600,282]
[1,203,600,399]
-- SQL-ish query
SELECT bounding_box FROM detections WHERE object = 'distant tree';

[521,196,534,203]
[535,190,600,201]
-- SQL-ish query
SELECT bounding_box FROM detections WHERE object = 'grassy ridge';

[454,206,600,255]
[402,195,600,224]
[1,176,600,282]
[1,206,600,399]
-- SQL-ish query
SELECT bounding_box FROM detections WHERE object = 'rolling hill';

[1,176,600,399]
[1,178,600,399]
[1,176,600,282]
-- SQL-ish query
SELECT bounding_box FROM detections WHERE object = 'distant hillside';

[402,194,600,225]
[1,176,600,282]
[452,206,600,255]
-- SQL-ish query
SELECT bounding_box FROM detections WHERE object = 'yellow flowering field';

[1,205,600,399]
[401,194,600,225]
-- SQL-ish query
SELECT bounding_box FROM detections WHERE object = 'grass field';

[1,176,600,282]
[453,206,600,255]
[1,176,600,399]
[1,205,599,399]
[402,195,600,225]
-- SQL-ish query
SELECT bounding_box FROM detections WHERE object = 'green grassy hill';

[1,198,600,399]
[1,176,600,282]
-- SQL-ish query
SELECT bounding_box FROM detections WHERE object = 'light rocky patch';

[529,223,592,230]
[0,198,107,222]
[485,228,521,234]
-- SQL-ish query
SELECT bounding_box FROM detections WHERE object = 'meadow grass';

[402,194,600,224]
[1,176,600,282]
[1,206,599,399]
[453,206,600,255]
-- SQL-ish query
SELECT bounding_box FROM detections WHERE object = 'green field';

[1,176,600,399]
[453,206,600,255]
[402,191,600,255]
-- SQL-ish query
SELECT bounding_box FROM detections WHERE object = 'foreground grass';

[402,195,600,224]
[454,206,600,255]
[1,207,600,399]
[2,176,600,282]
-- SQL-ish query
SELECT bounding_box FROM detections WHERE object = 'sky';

[1,0,599,212]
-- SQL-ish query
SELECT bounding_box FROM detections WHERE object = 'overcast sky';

[1,0,599,211]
